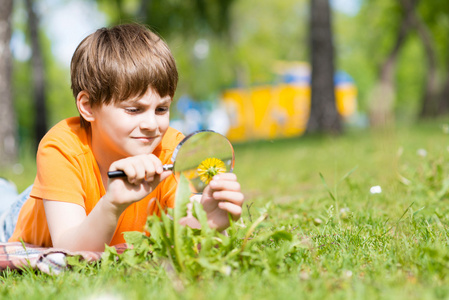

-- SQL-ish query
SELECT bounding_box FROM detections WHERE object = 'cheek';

[108,114,135,136]
[158,115,170,130]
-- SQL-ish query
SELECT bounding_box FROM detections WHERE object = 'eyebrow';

[123,96,172,105]
[159,97,172,105]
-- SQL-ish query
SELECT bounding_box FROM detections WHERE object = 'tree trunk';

[138,0,150,22]
[416,23,438,118]
[437,52,449,114]
[0,0,17,167]
[307,0,342,134]
[400,0,439,118]
[368,1,415,127]
[25,0,47,150]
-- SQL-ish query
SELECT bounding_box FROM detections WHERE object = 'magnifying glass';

[107,130,235,193]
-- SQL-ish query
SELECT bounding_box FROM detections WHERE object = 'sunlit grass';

[2,118,449,299]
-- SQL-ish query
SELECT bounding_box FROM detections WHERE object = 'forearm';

[49,197,124,252]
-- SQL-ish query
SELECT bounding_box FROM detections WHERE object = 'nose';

[139,112,158,131]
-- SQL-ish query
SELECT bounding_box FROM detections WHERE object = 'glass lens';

[173,131,234,193]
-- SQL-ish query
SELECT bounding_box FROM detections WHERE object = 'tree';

[0,0,17,166]
[368,1,414,127]
[419,0,449,116]
[438,46,449,114]
[97,0,235,38]
[409,3,438,118]
[307,0,342,133]
[25,0,47,150]
[366,0,444,123]
[397,0,439,118]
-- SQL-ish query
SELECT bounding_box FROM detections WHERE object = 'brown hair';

[70,23,178,128]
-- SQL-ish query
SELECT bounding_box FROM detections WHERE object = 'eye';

[125,107,141,114]
[156,106,170,114]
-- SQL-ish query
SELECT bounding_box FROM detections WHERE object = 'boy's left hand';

[200,173,244,232]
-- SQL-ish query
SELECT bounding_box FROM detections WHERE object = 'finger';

[108,159,124,172]
[158,170,173,182]
[127,164,149,184]
[133,163,147,183]
[213,173,237,181]
[144,171,171,188]
[121,164,138,183]
[212,190,245,205]
[140,154,165,181]
[146,154,164,174]
[141,158,157,181]
[217,202,242,220]
[209,179,241,192]
[190,194,202,203]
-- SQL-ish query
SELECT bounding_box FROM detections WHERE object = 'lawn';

[2,118,449,300]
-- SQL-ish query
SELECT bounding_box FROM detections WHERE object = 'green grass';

[3,118,449,299]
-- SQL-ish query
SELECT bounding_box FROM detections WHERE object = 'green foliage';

[11,0,449,155]
[4,120,449,299]
[419,0,449,64]
[98,0,235,38]
[101,173,300,281]
[398,127,449,202]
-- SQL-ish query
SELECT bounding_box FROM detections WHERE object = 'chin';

[136,145,159,155]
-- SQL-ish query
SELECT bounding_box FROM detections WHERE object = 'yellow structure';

[221,80,357,142]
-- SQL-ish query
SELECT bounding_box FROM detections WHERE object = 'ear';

[76,91,95,122]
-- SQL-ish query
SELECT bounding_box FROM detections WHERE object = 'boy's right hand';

[44,154,171,252]
[105,154,172,212]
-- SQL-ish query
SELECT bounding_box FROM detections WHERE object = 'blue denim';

[0,178,18,213]
[0,179,32,242]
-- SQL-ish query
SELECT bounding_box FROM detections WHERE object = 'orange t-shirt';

[9,117,184,247]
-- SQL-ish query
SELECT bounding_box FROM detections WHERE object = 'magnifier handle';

[163,164,174,171]
[107,164,174,178]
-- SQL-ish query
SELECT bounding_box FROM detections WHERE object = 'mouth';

[132,136,159,143]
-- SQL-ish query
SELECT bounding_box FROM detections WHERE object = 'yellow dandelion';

[197,158,226,184]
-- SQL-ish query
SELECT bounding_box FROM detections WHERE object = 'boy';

[7,23,244,251]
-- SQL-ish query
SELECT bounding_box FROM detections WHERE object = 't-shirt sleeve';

[31,133,87,208]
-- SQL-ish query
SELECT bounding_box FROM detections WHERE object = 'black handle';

[107,164,174,178]
[107,170,126,178]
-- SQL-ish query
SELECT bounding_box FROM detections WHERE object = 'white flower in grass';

[343,270,353,278]
[221,265,232,276]
[417,148,427,157]
[313,218,323,225]
[340,207,350,213]
[370,185,382,194]
[340,207,350,219]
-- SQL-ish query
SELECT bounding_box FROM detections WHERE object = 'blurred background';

[1,0,449,173]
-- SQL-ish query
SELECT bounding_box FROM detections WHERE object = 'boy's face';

[90,88,171,160]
